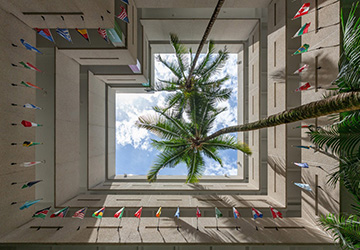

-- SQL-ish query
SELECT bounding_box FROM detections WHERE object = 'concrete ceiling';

[141,19,258,41]
[134,0,272,8]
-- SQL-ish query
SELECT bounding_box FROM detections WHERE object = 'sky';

[115,53,239,176]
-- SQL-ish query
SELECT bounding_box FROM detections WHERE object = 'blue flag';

[20,39,43,54]
[294,182,312,192]
[121,0,129,4]
[56,28,72,43]
[19,199,42,210]
[174,207,180,218]
[294,162,309,168]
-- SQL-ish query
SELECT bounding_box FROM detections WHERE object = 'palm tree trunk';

[201,91,360,142]
[185,0,225,88]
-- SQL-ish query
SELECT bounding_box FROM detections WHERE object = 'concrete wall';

[0,7,36,236]
[55,49,81,205]
[107,87,116,179]
[88,71,106,188]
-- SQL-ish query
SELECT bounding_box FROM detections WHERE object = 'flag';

[294,162,309,168]
[22,180,42,189]
[97,28,109,43]
[19,199,42,210]
[20,81,43,91]
[114,207,125,219]
[294,182,313,191]
[215,207,223,218]
[233,207,240,219]
[294,64,309,74]
[19,62,42,72]
[156,207,162,218]
[174,207,180,218]
[270,207,283,219]
[23,141,42,147]
[117,6,129,23]
[23,103,42,110]
[75,28,89,42]
[251,208,263,219]
[294,44,310,55]
[121,0,129,4]
[19,161,44,167]
[50,207,69,218]
[293,23,311,38]
[20,39,43,54]
[72,207,87,219]
[295,82,311,92]
[134,207,142,218]
[295,145,312,149]
[34,28,54,43]
[196,207,201,218]
[293,3,310,19]
[92,207,105,218]
[56,28,72,43]
[21,120,42,127]
[33,206,51,219]
[294,125,313,128]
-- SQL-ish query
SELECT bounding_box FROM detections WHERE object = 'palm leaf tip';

[238,142,252,155]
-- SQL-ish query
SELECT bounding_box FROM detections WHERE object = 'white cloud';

[203,156,238,176]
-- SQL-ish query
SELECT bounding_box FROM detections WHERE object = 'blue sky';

[115,53,238,176]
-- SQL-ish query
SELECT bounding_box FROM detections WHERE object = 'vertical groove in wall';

[274,41,276,67]
[274,3,277,26]
[315,0,319,33]
[315,55,319,92]
[252,157,255,180]
[132,5,135,45]
[252,64,254,84]
[274,82,276,107]
[274,126,276,148]
[54,47,57,207]
[274,164,277,192]
[315,174,319,215]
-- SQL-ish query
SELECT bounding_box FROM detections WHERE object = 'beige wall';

[107,88,116,179]
[55,49,81,205]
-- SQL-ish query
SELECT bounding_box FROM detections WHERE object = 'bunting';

[196,207,201,218]
[19,62,42,72]
[72,207,87,219]
[19,161,44,167]
[294,64,309,74]
[134,207,142,218]
[294,162,309,168]
[22,180,42,189]
[23,103,42,110]
[21,120,42,127]
[92,207,105,219]
[215,207,223,218]
[117,6,129,23]
[33,207,51,219]
[233,207,241,219]
[20,81,44,91]
[270,207,283,219]
[294,44,310,55]
[50,207,69,218]
[20,39,43,54]
[56,28,72,43]
[156,207,162,218]
[23,141,42,147]
[294,182,313,191]
[174,207,180,218]
[251,208,263,219]
[293,3,311,19]
[293,23,311,38]
[34,28,54,43]
[121,0,129,4]
[295,82,311,91]
[75,28,89,42]
[114,207,125,219]
[97,28,109,43]
[20,199,42,210]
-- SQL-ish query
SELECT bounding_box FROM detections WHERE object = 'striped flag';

[72,207,87,219]
[22,180,42,189]
[33,207,51,219]
[233,207,241,219]
[20,81,43,91]
[134,207,142,218]
[294,162,309,168]
[293,23,311,38]
[19,161,45,167]
[23,141,42,147]
[270,207,283,219]
[50,207,69,218]
[56,28,72,43]
[20,39,43,54]
[92,207,105,219]
[117,6,129,23]
[23,103,42,110]
[294,182,313,192]
[34,28,54,43]
[251,208,263,219]
[19,62,42,72]
[174,207,180,218]
[21,120,42,127]
[196,207,201,218]
[294,64,309,74]
[97,28,109,43]
[294,44,310,55]
[75,28,89,42]
[295,82,311,92]
[293,3,310,19]
[156,207,162,218]
[114,207,125,219]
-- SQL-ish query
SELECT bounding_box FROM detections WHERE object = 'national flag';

[294,64,309,74]
[121,0,129,4]
[294,125,312,128]
[174,207,180,218]
[295,82,311,92]
[34,28,54,43]
[23,103,42,110]
[251,208,263,219]
[33,206,51,219]
[23,141,42,147]
[97,28,109,43]
[294,182,313,191]
[20,39,43,54]
[72,207,87,219]
[117,6,129,23]
[22,180,42,189]
[233,207,241,219]
[134,207,142,218]
[293,3,310,19]
[295,145,312,149]
[92,207,105,219]
[196,207,201,218]
[19,62,42,72]
[21,120,42,127]
[294,44,310,55]
[156,207,162,218]
[19,199,42,210]
[294,162,309,168]
[20,81,43,91]
[114,207,125,219]
[293,23,311,38]
[19,161,44,167]
[50,207,69,218]
[75,28,89,42]
[215,207,223,218]
[56,28,72,43]
[270,207,283,219]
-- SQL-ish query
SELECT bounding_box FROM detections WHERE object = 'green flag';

[215,207,223,218]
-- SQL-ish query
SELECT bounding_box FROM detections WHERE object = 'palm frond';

[186,151,205,183]
[170,34,188,79]
[136,115,180,139]
[194,40,216,74]
[205,135,252,155]
[202,145,223,167]
[157,55,183,79]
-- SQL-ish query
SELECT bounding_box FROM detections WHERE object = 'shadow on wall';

[267,155,286,178]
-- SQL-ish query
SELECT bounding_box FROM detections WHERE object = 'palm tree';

[136,94,251,183]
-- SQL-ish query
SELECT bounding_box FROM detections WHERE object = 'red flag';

[134,207,142,218]
[196,207,201,218]
[270,207,283,219]
[293,3,310,19]
[97,28,109,43]
[295,82,311,92]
